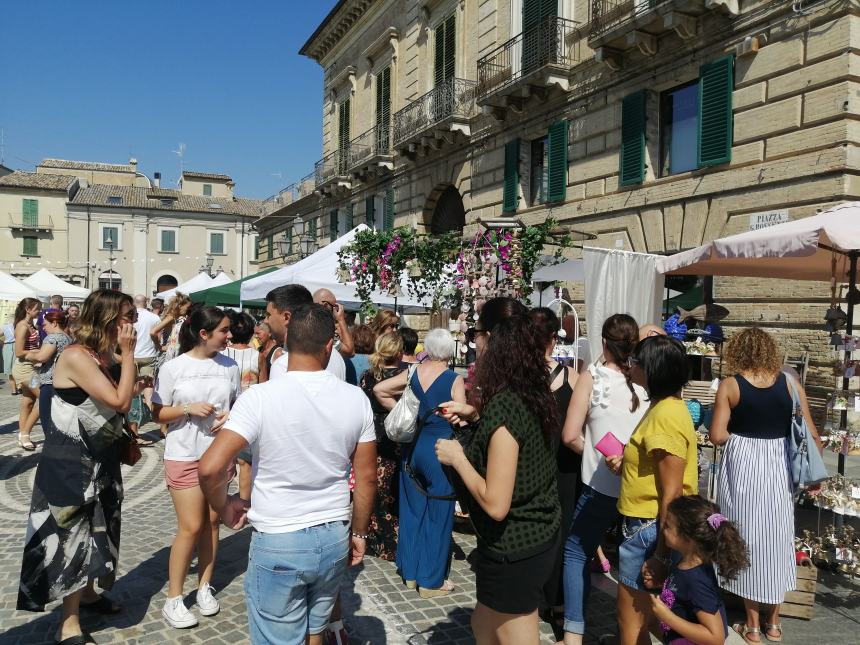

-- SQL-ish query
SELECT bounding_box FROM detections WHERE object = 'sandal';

[764,623,783,642]
[418,579,455,598]
[134,436,154,447]
[17,433,36,451]
[80,594,122,614]
[733,623,762,644]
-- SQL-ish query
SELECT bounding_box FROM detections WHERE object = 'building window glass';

[203,184,213,197]
[251,235,259,261]
[107,195,123,205]
[530,136,548,205]
[160,228,177,253]
[660,81,698,176]
[208,231,225,255]
[22,236,38,256]
[98,272,121,291]
[101,225,120,250]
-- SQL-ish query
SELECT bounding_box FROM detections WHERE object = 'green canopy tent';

[189,267,279,309]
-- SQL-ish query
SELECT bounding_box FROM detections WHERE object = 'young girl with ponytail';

[650,495,749,645]
[559,314,649,645]
[151,306,240,630]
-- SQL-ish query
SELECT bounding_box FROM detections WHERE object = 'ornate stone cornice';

[299,0,376,63]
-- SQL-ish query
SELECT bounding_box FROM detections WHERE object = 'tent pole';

[839,252,858,478]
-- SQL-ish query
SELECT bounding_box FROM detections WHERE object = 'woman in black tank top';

[531,307,579,636]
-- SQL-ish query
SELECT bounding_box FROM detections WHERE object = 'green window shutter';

[365,196,375,227]
[503,139,520,212]
[22,199,38,227]
[161,229,176,252]
[267,235,273,259]
[210,233,224,254]
[376,67,391,152]
[698,55,734,168]
[444,13,455,83]
[203,184,212,196]
[308,217,317,239]
[547,120,568,203]
[346,202,354,229]
[434,19,444,86]
[620,90,646,186]
[435,13,456,86]
[330,209,339,242]
[383,188,395,230]
[523,0,556,31]
[23,236,37,256]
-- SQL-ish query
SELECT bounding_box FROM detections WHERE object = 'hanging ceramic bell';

[388,283,402,297]
[407,260,422,278]
[336,267,351,284]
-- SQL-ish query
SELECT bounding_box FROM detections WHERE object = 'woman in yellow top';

[608,335,698,645]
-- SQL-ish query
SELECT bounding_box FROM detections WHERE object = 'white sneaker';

[162,596,198,628]
[196,582,220,617]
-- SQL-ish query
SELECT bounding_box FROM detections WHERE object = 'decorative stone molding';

[363,27,399,68]
[330,65,357,100]
[300,0,375,63]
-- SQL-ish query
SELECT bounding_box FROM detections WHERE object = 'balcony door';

[338,98,350,175]
[376,66,391,153]
[432,12,456,122]
[522,0,558,74]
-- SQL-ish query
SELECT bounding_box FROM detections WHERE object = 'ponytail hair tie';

[707,513,726,531]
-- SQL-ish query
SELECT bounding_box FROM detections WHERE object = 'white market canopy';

[657,202,860,281]
[22,269,89,300]
[0,270,40,301]
[241,224,438,308]
[159,272,215,301]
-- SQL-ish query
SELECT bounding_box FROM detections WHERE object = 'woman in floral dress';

[360,331,405,561]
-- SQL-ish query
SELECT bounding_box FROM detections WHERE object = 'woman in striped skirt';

[709,328,821,644]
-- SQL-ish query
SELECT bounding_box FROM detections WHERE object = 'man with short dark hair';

[199,304,377,645]
[150,297,164,317]
[265,285,346,380]
[399,327,419,365]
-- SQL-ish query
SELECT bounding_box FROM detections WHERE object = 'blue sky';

[0,1,336,199]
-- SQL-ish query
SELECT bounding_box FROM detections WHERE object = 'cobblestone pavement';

[0,379,857,644]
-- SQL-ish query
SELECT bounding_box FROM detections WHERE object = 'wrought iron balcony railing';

[348,123,393,170]
[9,213,54,231]
[314,148,350,187]
[263,171,316,210]
[477,15,582,100]
[393,77,478,148]
[590,0,659,40]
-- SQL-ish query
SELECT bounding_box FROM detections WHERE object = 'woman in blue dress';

[375,328,466,597]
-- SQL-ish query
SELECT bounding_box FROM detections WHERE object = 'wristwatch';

[183,403,190,419]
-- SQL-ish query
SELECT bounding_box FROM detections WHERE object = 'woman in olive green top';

[436,298,560,645]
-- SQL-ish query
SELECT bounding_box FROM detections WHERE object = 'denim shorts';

[244,521,349,645]
[617,516,658,590]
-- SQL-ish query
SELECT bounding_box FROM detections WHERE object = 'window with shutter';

[434,13,456,87]
[330,209,339,242]
[160,229,177,253]
[365,196,376,229]
[339,99,351,173]
[22,199,38,227]
[620,91,646,186]
[267,235,273,259]
[383,188,395,230]
[376,67,391,152]
[23,236,38,256]
[522,0,557,72]
[503,139,520,212]
[547,120,568,203]
[308,217,317,239]
[203,184,212,197]
[341,203,354,233]
[209,232,225,255]
[698,55,734,168]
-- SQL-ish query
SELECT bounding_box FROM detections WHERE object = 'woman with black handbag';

[18,289,138,644]
[435,298,561,645]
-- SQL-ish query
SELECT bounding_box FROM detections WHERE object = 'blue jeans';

[562,485,620,635]
[618,516,659,590]
[244,521,349,645]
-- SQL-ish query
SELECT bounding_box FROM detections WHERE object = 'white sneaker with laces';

[162,596,198,629]
[196,582,220,617]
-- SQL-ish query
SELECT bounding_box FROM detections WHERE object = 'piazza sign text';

[749,209,789,231]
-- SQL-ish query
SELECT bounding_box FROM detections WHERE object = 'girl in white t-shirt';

[152,306,240,630]
[558,314,649,645]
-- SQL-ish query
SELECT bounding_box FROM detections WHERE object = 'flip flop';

[80,594,122,614]
[733,623,762,644]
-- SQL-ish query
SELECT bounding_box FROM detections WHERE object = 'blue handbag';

[786,378,829,492]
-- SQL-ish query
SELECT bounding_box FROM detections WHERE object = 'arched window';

[98,270,122,292]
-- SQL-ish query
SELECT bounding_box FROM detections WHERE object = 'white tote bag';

[384,364,421,443]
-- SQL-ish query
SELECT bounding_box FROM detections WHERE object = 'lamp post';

[277,231,291,262]
[299,232,317,259]
[105,232,115,290]
[199,255,215,277]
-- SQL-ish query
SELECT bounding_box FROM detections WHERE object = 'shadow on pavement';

[341,561,388,644]
[421,606,474,644]
[0,451,40,480]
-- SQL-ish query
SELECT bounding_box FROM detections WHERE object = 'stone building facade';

[256,0,860,394]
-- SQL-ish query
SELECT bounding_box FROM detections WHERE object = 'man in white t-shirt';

[199,304,377,645]
[133,294,162,375]
[263,284,346,381]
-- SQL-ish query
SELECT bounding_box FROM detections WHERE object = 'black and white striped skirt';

[717,434,796,604]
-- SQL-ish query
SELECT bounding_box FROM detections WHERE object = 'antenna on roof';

[0,128,5,165]
[172,143,186,177]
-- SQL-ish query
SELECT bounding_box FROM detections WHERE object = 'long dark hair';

[474,298,559,438]
[179,306,227,354]
[14,297,41,326]
[603,314,641,412]
[668,495,750,581]
[529,307,560,349]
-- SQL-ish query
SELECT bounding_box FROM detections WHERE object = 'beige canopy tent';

[657,201,860,476]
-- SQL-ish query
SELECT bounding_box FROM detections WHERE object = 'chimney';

[129,157,138,171]
[154,172,161,188]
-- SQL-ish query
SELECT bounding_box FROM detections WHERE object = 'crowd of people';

[6,285,823,645]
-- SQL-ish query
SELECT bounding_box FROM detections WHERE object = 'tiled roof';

[0,171,78,192]
[181,171,233,181]
[39,158,135,173]
[70,185,262,217]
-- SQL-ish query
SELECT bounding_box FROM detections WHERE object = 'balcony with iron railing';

[588,0,737,66]
[262,171,316,214]
[347,123,394,180]
[314,148,352,196]
[9,213,54,232]
[477,15,583,108]
[392,76,478,157]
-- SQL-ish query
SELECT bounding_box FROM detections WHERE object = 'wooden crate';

[779,565,817,620]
